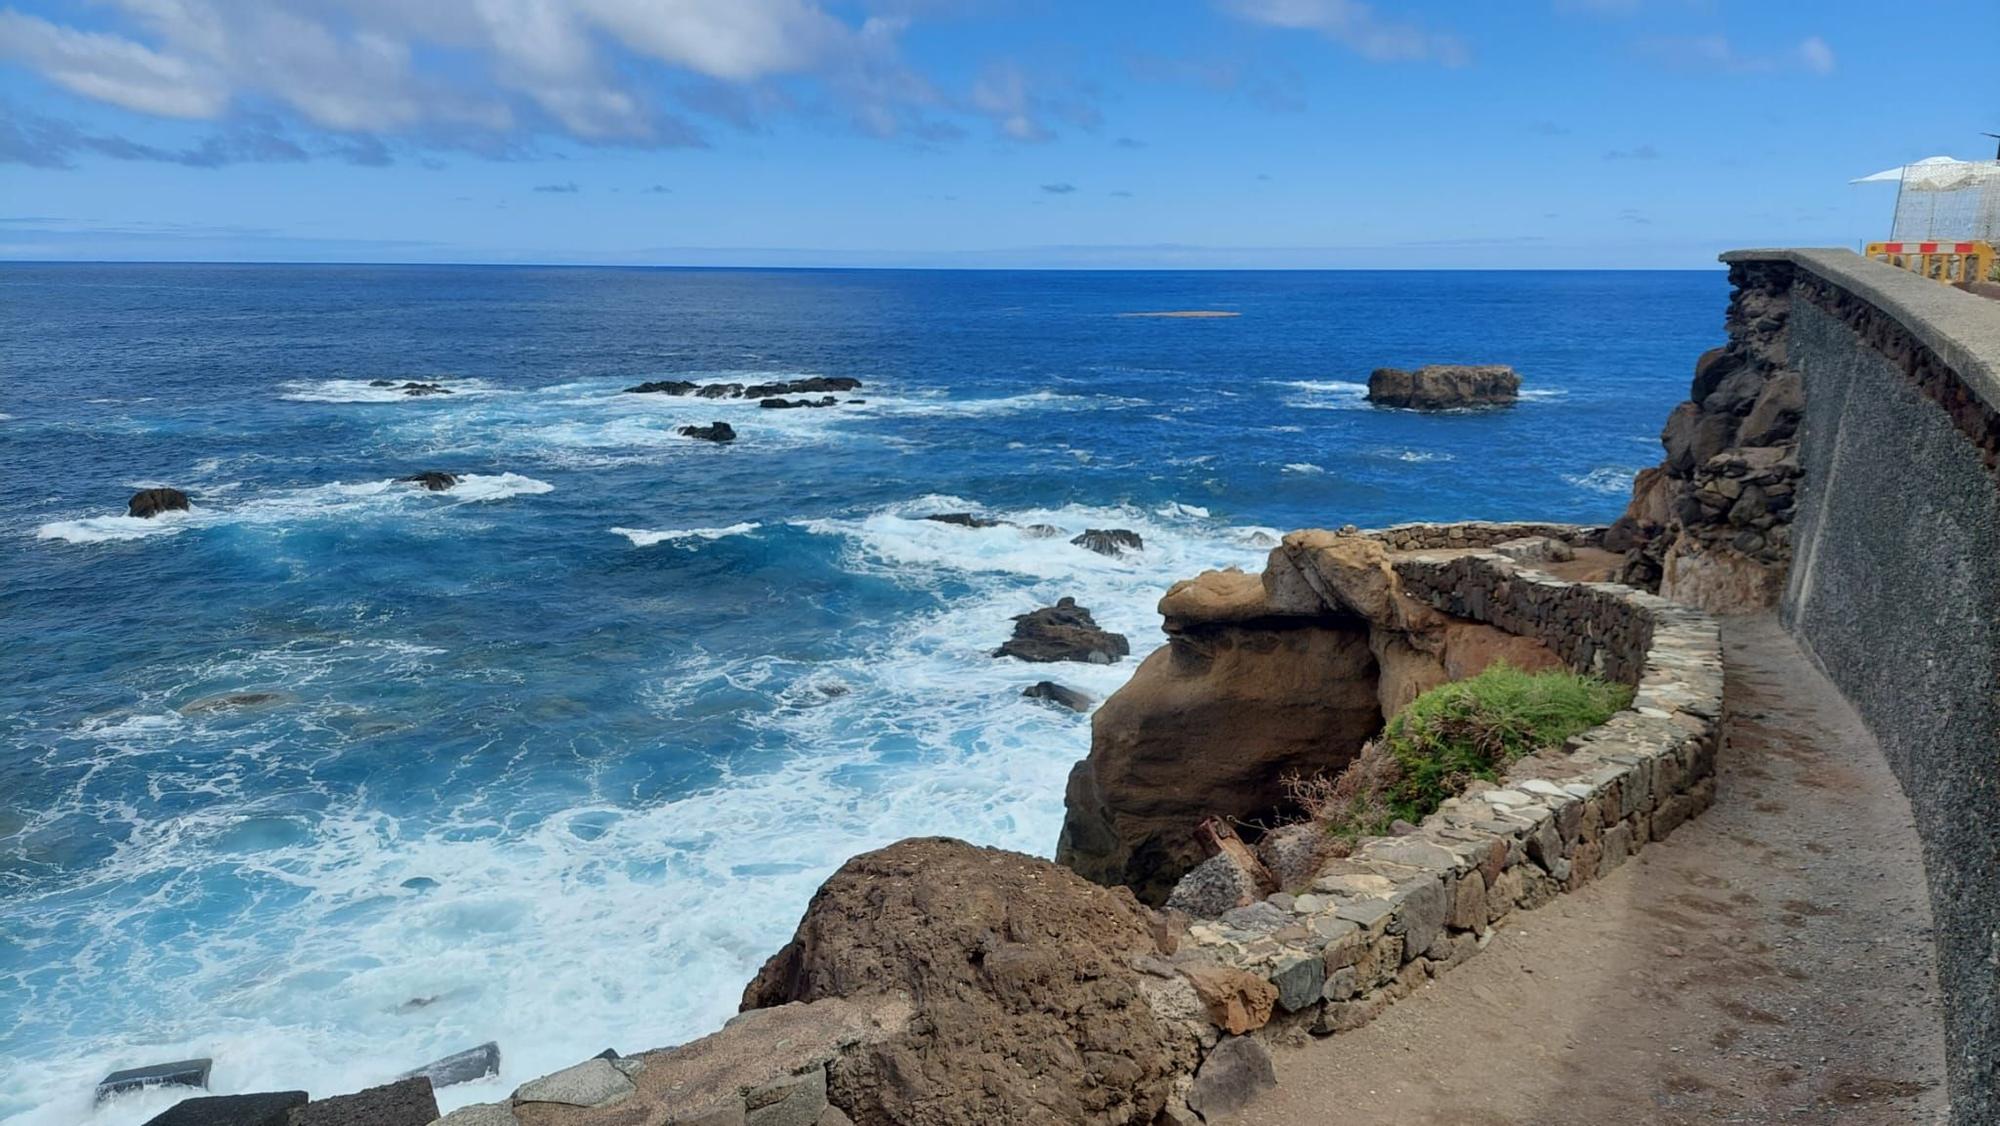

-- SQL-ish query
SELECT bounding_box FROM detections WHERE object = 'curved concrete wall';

[1728,249,2000,1124]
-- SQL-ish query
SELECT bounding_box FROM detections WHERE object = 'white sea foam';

[1274,379,1371,411]
[33,475,553,546]
[280,379,503,404]
[1565,466,1639,494]
[1372,449,1454,463]
[1282,462,1326,474]
[611,523,760,547]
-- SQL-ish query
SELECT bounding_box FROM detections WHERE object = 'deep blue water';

[0,264,1720,1122]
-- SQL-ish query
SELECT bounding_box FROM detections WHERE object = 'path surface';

[1242,615,1948,1126]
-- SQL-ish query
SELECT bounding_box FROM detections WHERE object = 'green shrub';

[1288,663,1630,847]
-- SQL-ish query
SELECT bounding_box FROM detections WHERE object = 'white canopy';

[1852,155,1982,186]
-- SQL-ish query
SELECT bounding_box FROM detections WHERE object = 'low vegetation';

[1285,663,1631,849]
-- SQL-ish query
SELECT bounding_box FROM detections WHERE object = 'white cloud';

[1217,0,1469,66]
[1797,35,1836,76]
[0,9,228,119]
[0,0,942,147]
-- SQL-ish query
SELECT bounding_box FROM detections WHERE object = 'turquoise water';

[0,264,1718,1122]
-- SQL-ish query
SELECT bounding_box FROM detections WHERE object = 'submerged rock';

[400,382,451,397]
[128,487,190,519]
[993,598,1130,664]
[677,422,737,443]
[742,837,1196,1126]
[758,396,838,409]
[1023,681,1093,712]
[1071,528,1144,556]
[179,691,291,716]
[397,471,457,491]
[1365,364,1519,410]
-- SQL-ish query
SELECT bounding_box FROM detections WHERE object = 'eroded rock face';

[1057,621,1381,903]
[128,487,190,518]
[1366,365,1520,410]
[1610,260,1799,610]
[742,838,1196,1126]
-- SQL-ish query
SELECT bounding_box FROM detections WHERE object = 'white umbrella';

[1852,155,1973,184]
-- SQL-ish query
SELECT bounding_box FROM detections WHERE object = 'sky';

[1,0,1996,268]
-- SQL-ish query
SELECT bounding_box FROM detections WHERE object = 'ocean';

[0,263,1721,1123]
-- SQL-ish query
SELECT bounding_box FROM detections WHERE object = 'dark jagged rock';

[695,383,743,398]
[1023,681,1093,712]
[128,487,191,519]
[369,379,397,387]
[1071,528,1144,556]
[994,598,1130,664]
[397,471,457,491]
[925,513,1005,529]
[742,376,861,398]
[288,1078,436,1126]
[139,1091,306,1126]
[625,380,699,395]
[399,382,451,397]
[677,422,737,443]
[1365,365,1520,409]
[97,1059,212,1102]
[398,1042,499,1089]
[1022,524,1063,539]
[758,396,838,409]
[741,837,1195,1126]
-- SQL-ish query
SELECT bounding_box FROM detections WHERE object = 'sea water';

[0,264,1722,1123]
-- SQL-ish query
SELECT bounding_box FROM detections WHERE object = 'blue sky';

[2,0,1995,267]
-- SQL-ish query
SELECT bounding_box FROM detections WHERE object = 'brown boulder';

[1365,365,1520,410]
[1179,966,1278,1036]
[742,838,1196,1126]
[1056,622,1381,903]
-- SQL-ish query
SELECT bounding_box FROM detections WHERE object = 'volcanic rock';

[1070,529,1143,556]
[758,396,839,409]
[1365,365,1520,410]
[993,598,1130,664]
[289,1077,436,1126]
[128,487,191,519]
[924,513,1005,529]
[139,1092,306,1126]
[625,380,699,395]
[398,471,457,491]
[678,422,737,443]
[1022,681,1093,712]
[400,382,451,397]
[741,837,1197,1126]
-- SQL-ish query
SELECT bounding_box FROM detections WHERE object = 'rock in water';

[127,487,190,519]
[1365,364,1520,409]
[993,598,1130,664]
[677,422,737,443]
[924,512,1005,529]
[1023,681,1093,712]
[399,1041,499,1089]
[1071,528,1144,556]
[96,1059,212,1102]
[397,471,457,491]
[741,837,1197,1126]
[624,380,699,395]
[757,396,839,409]
[399,382,451,397]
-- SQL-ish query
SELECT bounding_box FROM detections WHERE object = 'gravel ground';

[1239,614,1948,1126]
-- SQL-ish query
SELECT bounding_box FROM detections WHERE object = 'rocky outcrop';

[1366,365,1520,409]
[1071,529,1144,557]
[742,838,1198,1126]
[398,471,457,491]
[677,422,736,443]
[993,598,1129,664]
[128,487,190,518]
[760,396,840,409]
[398,382,451,397]
[1056,530,1562,904]
[925,512,1004,529]
[1608,260,1801,611]
[626,376,861,398]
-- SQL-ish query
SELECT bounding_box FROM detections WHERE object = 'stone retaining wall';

[1732,247,2000,1125]
[1174,549,1722,1075]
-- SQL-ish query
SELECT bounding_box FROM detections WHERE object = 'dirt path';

[1240,615,1948,1126]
